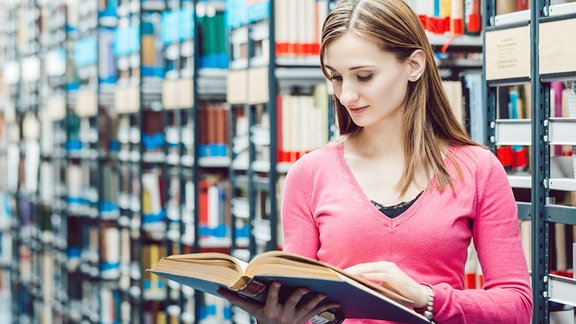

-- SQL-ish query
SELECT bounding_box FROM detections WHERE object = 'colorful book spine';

[450,0,464,35]
[464,0,481,35]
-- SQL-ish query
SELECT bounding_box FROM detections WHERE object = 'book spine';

[463,0,481,35]
[440,0,451,35]
[275,0,289,56]
[496,1,517,15]
[450,0,464,35]
[464,242,477,289]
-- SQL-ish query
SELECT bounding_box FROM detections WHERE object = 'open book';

[148,250,429,323]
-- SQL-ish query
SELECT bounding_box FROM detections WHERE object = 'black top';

[371,191,423,219]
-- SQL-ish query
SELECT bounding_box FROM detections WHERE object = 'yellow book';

[148,250,429,323]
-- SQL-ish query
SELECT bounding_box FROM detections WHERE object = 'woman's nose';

[338,82,360,106]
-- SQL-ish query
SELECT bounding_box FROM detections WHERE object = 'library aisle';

[0,0,575,323]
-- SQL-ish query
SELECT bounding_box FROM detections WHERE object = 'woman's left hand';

[344,261,430,309]
[217,282,340,324]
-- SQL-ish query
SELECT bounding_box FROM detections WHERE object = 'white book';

[316,0,328,46]
[299,0,314,55]
[301,95,315,152]
[287,0,298,55]
[100,288,113,323]
[281,94,292,158]
[40,162,53,204]
[275,0,289,55]
[142,171,162,215]
[207,183,220,228]
[24,140,40,194]
[105,227,120,265]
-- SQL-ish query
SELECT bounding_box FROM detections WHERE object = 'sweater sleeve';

[280,158,321,260]
[431,150,533,324]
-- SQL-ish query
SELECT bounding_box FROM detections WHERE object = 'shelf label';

[485,25,531,80]
[540,18,576,75]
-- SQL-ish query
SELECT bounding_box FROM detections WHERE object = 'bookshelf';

[226,0,331,272]
[483,1,576,323]
[38,1,68,322]
[0,0,490,323]
[0,0,14,319]
[0,0,226,322]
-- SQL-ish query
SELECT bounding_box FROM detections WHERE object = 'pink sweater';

[281,140,533,323]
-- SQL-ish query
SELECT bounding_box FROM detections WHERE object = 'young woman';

[219,0,533,323]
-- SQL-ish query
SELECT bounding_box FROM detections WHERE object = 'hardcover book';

[148,250,429,323]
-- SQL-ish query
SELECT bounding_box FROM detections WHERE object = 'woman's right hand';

[217,282,340,324]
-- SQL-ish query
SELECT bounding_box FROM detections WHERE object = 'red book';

[198,179,210,230]
[464,0,481,35]
[450,0,464,35]
[464,273,476,289]
[497,146,513,171]
[517,0,529,10]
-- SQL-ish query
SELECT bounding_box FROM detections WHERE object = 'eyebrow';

[325,64,375,72]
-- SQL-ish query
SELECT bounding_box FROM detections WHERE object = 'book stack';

[276,84,329,163]
[406,0,482,36]
[274,0,327,57]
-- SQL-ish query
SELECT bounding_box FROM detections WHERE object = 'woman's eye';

[329,75,343,82]
[357,74,372,81]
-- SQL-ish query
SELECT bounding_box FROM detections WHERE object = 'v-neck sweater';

[280,139,532,324]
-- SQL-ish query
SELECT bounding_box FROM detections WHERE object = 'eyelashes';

[357,74,373,81]
[328,74,373,82]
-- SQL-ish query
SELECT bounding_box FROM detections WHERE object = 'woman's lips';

[348,106,368,114]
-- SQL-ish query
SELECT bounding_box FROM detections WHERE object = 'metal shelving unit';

[483,1,576,323]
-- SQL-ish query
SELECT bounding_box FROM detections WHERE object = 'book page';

[167,252,249,272]
[246,251,411,304]
[151,253,248,287]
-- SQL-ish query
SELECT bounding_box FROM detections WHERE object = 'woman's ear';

[408,49,426,82]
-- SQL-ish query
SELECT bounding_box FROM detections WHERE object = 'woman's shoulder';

[289,139,343,172]
[450,144,494,162]
[449,144,503,174]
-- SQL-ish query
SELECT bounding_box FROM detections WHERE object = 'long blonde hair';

[319,0,479,195]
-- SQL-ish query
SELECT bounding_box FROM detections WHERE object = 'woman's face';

[324,32,413,128]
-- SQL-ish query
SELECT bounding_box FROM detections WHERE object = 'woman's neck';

[348,125,403,158]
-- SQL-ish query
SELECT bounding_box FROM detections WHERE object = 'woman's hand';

[344,261,430,309]
[217,282,340,324]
